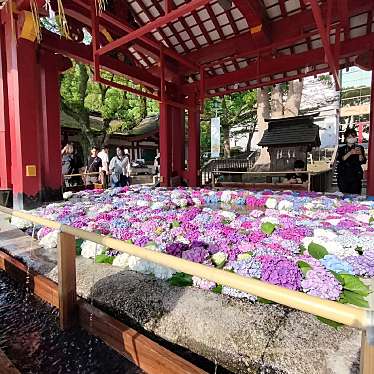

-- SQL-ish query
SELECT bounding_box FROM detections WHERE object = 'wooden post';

[57,231,77,330]
[361,331,374,374]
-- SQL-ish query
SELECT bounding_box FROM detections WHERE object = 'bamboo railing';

[0,206,373,373]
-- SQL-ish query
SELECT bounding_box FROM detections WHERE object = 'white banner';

[210,117,220,158]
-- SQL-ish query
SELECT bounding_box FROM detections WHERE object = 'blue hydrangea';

[320,254,354,274]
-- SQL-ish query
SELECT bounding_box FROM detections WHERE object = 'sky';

[341,67,371,88]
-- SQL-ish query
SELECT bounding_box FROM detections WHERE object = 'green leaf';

[168,272,193,287]
[297,261,312,276]
[355,246,364,255]
[330,271,345,285]
[261,222,276,235]
[124,239,133,244]
[95,254,114,265]
[369,216,374,224]
[212,285,222,294]
[340,274,370,296]
[316,316,343,329]
[257,297,274,304]
[237,252,253,261]
[299,245,307,254]
[76,239,84,256]
[308,242,328,260]
[172,221,180,228]
[340,290,369,308]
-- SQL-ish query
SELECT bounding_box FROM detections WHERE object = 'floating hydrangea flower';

[301,268,342,300]
[320,254,354,274]
[192,276,216,290]
[260,256,301,290]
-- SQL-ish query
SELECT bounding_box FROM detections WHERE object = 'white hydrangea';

[39,230,59,249]
[221,190,232,203]
[192,198,202,207]
[260,216,279,225]
[265,197,277,209]
[277,200,293,211]
[80,240,106,259]
[151,202,164,210]
[351,213,371,224]
[313,229,337,240]
[326,219,341,226]
[151,263,175,280]
[176,235,190,244]
[220,210,236,221]
[62,191,73,200]
[137,200,150,207]
[11,215,32,229]
[112,253,130,267]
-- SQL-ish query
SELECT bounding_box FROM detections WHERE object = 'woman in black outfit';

[337,128,367,195]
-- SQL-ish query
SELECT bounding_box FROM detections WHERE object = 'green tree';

[60,62,159,159]
[201,91,257,158]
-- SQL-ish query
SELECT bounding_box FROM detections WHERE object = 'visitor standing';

[85,146,102,185]
[109,146,128,187]
[124,149,131,186]
[61,143,78,187]
[98,145,109,187]
[337,128,366,195]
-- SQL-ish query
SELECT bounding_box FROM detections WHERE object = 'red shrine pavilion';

[0,0,373,208]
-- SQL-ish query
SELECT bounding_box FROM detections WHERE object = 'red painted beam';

[306,0,340,89]
[95,0,210,58]
[16,0,44,10]
[182,33,374,94]
[185,0,372,67]
[233,0,270,43]
[40,30,162,91]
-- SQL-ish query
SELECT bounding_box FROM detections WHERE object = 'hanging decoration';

[30,0,42,42]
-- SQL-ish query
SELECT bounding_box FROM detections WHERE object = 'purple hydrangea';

[165,242,189,257]
[229,258,262,278]
[260,256,302,291]
[301,269,342,300]
[182,247,209,263]
[345,254,374,277]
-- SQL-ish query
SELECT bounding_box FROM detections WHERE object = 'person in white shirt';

[109,146,129,187]
[123,149,131,186]
[98,145,109,186]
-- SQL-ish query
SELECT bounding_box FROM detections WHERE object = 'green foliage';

[168,272,193,287]
[201,91,257,153]
[257,297,274,304]
[339,274,369,296]
[307,243,328,259]
[212,285,223,294]
[60,62,159,151]
[76,239,84,255]
[297,261,312,276]
[261,222,276,235]
[340,290,369,308]
[95,253,115,265]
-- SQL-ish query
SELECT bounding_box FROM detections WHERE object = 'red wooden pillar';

[39,50,70,201]
[171,105,185,177]
[159,101,172,186]
[4,15,42,209]
[187,95,200,187]
[0,22,11,189]
[367,61,374,197]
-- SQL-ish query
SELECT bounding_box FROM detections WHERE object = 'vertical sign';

[211,117,220,158]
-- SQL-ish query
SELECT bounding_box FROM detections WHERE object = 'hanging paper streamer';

[211,117,221,158]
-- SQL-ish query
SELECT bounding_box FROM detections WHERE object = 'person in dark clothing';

[337,128,366,195]
[85,146,102,185]
[285,159,308,185]
[61,143,79,187]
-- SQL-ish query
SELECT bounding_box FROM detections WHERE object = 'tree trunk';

[284,80,303,117]
[252,88,271,171]
[271,84,283,118]
[246,125,256,153]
